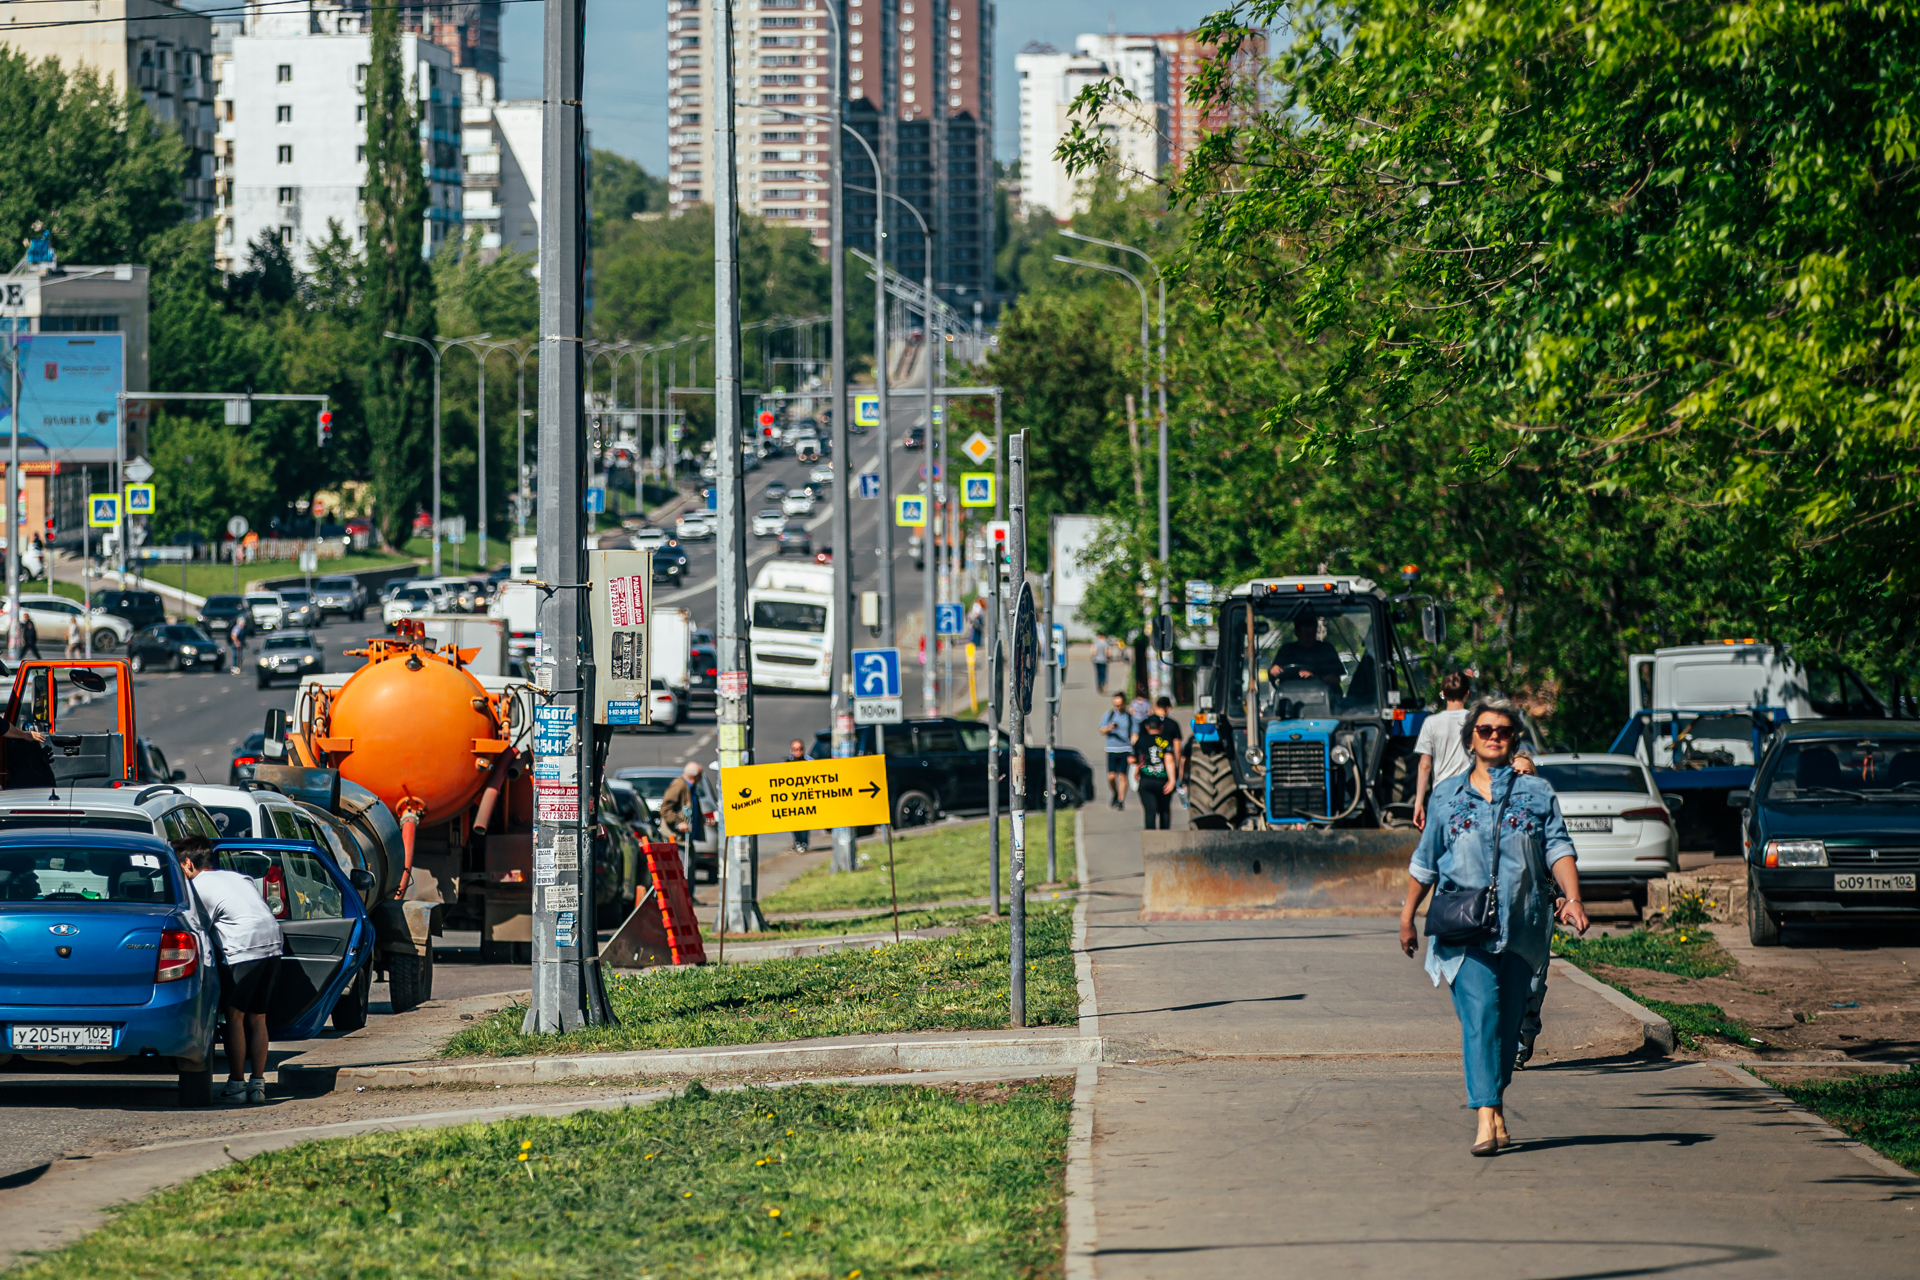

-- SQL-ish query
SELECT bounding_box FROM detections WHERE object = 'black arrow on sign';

[859,780,881,798]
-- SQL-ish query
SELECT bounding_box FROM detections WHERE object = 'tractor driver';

[1271,616,1346,694]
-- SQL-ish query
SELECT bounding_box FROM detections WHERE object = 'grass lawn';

[444,903,1077,1058]
[95,551,422,607]
[1551,926,1758,1049]
[7,1079,1072,1280]
[762,818,1078,915]
[1768,1067,1920,1172]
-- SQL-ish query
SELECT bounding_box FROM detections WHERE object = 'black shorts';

[219,956,281,1015]
[1106,751,1132,774]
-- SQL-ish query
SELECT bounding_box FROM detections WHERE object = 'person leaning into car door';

[174,835,284,1105]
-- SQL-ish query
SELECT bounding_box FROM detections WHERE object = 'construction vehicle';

[275,618,653,975]
[1150,575,1449,918]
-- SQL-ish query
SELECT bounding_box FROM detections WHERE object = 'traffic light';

[43,516,54,540]
[758,409,775,438]
[317,408,333,447]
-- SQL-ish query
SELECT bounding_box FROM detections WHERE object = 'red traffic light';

[319,410,332,426]
[758,410,774,426]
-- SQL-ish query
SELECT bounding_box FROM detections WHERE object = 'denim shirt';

[1409,767,1577,987]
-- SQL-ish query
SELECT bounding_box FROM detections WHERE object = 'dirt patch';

[1587,958,1920,1061]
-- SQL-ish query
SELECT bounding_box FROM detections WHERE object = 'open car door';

[0,661,137,790]
[211,838,372,1039]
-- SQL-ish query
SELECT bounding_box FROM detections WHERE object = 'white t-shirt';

[1415,708,1471,784]
[190,868,285,963]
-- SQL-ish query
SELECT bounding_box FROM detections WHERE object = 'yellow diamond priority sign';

[720,755,891,837]
[961,430,993,464]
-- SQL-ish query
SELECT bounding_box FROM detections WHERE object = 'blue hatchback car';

[0,832,372,1105]
[1732,720,1920,946]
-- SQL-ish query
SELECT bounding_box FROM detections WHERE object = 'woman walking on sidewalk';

[1398,697,1587,1155]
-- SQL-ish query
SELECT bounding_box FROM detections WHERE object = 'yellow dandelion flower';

[684,1192,693,1198]
[769,1208,782,1217]
[517,1153,529,1162]
[520,1140,533,1151]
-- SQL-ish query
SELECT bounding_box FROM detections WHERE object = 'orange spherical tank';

[325,650,500,827]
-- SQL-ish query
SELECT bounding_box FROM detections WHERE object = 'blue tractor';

[1174,576,1445,829]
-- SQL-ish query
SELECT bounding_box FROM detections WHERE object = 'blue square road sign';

[852,647,902,698]
[857,472,881,499]
[936,603,965,637]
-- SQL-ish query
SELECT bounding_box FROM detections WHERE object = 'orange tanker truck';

[270,619,609,982]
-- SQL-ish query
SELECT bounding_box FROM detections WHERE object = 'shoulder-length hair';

[1459,697,1527,759]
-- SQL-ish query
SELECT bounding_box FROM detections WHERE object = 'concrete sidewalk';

[1057,649,1917,1279]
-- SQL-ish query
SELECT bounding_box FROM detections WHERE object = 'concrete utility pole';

[1008,430,1029,1027]
[986,533,1001,915]
[915,212,937,715]
[509,341,534,538]
[827,0,857,874]
[525,0,613,1033]
[858,126,894,646]
[713,0,763,933]
[1045,567,1058,884]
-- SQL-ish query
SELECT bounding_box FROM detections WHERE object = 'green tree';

[0,49,185,262]
[1138,0,1920,665]
[591,149,669,243]
[359,0,437,548]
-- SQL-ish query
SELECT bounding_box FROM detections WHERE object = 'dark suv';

[1734,720,1920,945]
[811,717,1094,826]
[95,589,166,630]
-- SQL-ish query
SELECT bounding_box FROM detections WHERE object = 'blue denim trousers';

[1448,945,1535,1107]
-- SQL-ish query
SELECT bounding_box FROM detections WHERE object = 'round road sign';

[226,515,249,538]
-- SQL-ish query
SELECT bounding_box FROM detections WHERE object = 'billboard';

[0,334,124,463]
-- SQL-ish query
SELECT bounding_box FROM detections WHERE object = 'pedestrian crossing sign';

[895,495,926,527]
[960,473,994,507]
[88,494,120,528]
[854,394,879,428]
[124,483,155,516]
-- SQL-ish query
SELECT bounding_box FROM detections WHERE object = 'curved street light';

[383,330,490,575]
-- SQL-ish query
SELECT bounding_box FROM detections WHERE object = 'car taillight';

[157,928,198,983]
[263,864,290,919]
[1620,806,1672,825]
[233,755,259,768]
[706,668,718,677]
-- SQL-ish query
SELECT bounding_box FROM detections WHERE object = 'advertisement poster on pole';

[588,548,652,725]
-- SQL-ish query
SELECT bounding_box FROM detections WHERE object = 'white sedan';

[631,527,668,553]
[0,593,135,651]
[1533,753,1681,911]
[780,492,816,517]
[751,508,786,538]
[809,463,834,487]
[675,513,715,540]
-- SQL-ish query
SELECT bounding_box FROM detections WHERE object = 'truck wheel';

[1187,745,1242,825]
[1747,870,1782,947]
[893,790,936,828]
[388,950,435,1013]
[331,963,371,1032]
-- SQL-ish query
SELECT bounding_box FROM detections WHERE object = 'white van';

[1624,641,1887,767]
[747,562,833,692]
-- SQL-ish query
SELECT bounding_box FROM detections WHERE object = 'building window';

[357,144,366,160]
[277,144,293,163]
[277,104,292,123]
[277,226,293,243]
[277,186,295,203]
[356,104,366,121]
[276,64,292,82]
[357,186,366,202]
[357,64,368,81]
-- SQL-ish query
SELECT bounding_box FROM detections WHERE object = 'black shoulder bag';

[1425,778,1512,946]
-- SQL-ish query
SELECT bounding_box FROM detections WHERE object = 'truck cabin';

[0,661,138,791]
[1215,580,1418,727]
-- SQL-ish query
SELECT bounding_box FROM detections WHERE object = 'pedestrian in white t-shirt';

[1413,671,1473,829]
[175,836,284,1104]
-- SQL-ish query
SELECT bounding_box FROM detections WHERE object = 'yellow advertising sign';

[719,754,892,836]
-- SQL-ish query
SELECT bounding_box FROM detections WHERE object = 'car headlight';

[180,645,195,655]
[257,655,271,666]
[301,654,316,664]
[1764,839,1827,867]
[1330,745,1352,765]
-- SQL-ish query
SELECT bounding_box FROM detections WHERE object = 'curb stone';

[281,1031,1105,1093]
[1550,957,1675,1056]
[1709,1062,1918,1183]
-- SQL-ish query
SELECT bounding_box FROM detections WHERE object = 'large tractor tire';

[388,949,435,1014]
[1187,743,1243,828]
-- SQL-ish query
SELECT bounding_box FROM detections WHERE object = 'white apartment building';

[1,0,219,222]
[458,67,541,260]
[668,0,836,248]
[212,3,462,272]
[1016,34,1167,218]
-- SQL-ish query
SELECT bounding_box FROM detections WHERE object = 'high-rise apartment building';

[340,2,502,81]
[212,3,462,272]
[458,67,541,260]
[669,0,994,311]
[1153,29,1268,170]
[1,0,219,223]
[1016,34,1166,219]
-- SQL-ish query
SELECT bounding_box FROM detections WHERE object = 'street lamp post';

[384,330,490,575]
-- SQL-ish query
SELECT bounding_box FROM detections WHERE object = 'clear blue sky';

[497,1,1230,172]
